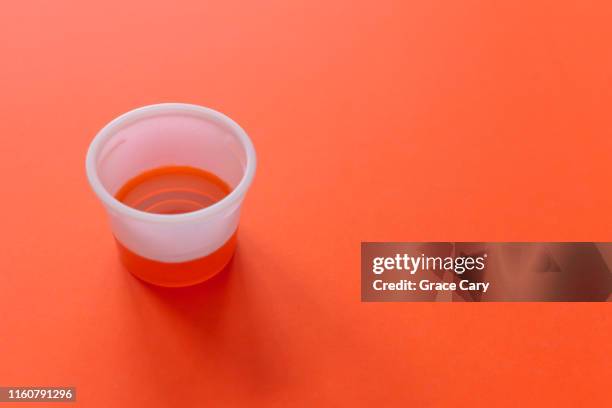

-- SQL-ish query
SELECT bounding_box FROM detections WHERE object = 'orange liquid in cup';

[114,165,236,287]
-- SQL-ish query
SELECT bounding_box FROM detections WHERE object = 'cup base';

[115,232,237,287]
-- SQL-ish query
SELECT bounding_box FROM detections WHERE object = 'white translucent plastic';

[86,103,256,263]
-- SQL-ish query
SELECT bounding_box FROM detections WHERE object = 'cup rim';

[85,103,257,223]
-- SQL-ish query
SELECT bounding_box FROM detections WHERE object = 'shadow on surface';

[124,237,289,395]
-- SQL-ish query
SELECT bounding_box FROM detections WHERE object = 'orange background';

[0,1,611,406]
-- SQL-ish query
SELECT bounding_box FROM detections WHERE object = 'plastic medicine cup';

[86,103,256,287]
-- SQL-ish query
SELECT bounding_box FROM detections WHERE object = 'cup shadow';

[141,254,237,321]
[127,239,288,394]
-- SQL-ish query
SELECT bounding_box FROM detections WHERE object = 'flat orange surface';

[0,1,610,406]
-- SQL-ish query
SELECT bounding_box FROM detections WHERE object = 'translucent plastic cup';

[86,103,256,287]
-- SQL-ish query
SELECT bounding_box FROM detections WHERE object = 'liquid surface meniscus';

[115,165,231,214]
